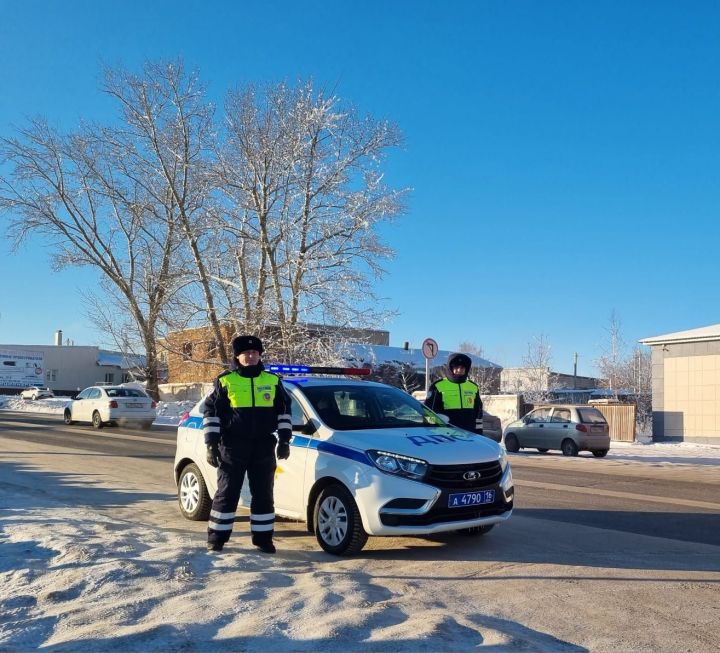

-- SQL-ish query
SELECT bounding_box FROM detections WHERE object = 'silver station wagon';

[503,404,611,457]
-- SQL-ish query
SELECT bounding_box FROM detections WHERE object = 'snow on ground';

[0,394,193,426]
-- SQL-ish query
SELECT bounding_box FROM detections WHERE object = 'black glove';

[206,443,221,468]
[276,441,290,460]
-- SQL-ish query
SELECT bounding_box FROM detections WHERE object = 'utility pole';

[573,352,578,389]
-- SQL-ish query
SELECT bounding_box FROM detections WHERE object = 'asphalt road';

[2,411,719,547]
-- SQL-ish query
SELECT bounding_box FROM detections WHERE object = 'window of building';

[182,342,193,361]
[207,339,222,359]
[46,369,58,382]
[104,372,115,384]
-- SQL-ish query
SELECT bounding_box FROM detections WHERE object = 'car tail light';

[151,401,157,409]
[109,400,118,408]
[575,423,587,433]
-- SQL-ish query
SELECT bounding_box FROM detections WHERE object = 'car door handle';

[538,424,544,428]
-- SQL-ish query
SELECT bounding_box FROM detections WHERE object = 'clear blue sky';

[1,0,719,375]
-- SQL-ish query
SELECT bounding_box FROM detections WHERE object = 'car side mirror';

[294,420,317,435]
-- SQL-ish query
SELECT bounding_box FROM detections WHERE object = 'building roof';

[343,343,501,370]
[97,350,146,369]
[639,323,720,345]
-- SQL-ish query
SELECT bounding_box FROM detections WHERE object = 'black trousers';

[207,440,276,546]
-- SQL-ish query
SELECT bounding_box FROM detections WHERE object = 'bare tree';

[212,81,407,361]
[368,362,422,394]
[100,61,228,366]
[596,310,625,399]
[0,115,185,398]
[518,334,553,402]
[596,312,653,432]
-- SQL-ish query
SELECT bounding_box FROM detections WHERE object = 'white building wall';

[0,344,127,394]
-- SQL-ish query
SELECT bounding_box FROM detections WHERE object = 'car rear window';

[577,407,607,424]
[106,388,147,398]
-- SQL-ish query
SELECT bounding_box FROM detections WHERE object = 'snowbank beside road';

[0,394,193,426]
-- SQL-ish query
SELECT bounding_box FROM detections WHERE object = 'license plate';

[448,490,495,508]
[126,402,144,408]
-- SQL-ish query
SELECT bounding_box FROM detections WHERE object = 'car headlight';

[366,450,428,480]
[498,447,508,472]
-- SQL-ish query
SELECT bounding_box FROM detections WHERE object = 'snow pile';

[0,394,192,426]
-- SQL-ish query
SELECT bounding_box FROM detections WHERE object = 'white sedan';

[64,385,156,429]
[20,387,55,400]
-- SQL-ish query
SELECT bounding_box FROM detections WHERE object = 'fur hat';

[231,335,264,356]
[447,352,472,371]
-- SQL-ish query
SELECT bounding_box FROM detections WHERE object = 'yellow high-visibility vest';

[435,378,477,409]
[219,371,279,408]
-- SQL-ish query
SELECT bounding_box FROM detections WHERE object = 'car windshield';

[577,407,608,424]
[105,388,147,398]
[300,384,446,430]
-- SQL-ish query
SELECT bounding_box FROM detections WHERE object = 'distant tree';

[595,311,653,433]
[368,362,422,394]
[517,334,553,402]
[596,310,625,399]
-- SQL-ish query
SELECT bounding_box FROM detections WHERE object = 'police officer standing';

[424,352,482,433]
[203,334,292,554]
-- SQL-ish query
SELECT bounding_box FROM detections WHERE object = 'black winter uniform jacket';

[203,362,292,449]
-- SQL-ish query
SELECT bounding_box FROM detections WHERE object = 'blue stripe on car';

[183,415,204,429]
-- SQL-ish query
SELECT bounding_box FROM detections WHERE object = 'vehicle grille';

[425,461,503,489]
[379,501,512,527]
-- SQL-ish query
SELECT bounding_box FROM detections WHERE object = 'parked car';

[20,386,54,400]
[175,372,514,555]
[63,385,156,429]
[503,404,610,457]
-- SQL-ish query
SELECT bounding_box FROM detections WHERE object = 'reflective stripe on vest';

[435,379,477,410]
[219,371,279,408]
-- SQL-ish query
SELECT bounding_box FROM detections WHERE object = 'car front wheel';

[92,411,104,429]
[63,410,74,425]
[592,449,609,458]
[504,434,520,453]
[561,439,579,456]
[314,484,368,555]
[178,463,212,521]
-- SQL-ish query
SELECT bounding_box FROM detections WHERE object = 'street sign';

[422,338,439,360]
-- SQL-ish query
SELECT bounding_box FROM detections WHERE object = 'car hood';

[326,425,503,465]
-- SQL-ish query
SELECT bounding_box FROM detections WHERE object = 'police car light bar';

[267,364,371,376]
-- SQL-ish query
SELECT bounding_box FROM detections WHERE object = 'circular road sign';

[422,338,439,360]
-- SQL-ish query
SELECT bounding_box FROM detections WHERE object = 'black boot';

[207,541,224,552]
[252,535,276,554]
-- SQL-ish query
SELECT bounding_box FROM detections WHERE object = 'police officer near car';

[203,334,292,554]
[424,352,483,433]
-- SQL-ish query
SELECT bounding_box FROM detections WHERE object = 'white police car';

[173,367,514,555]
